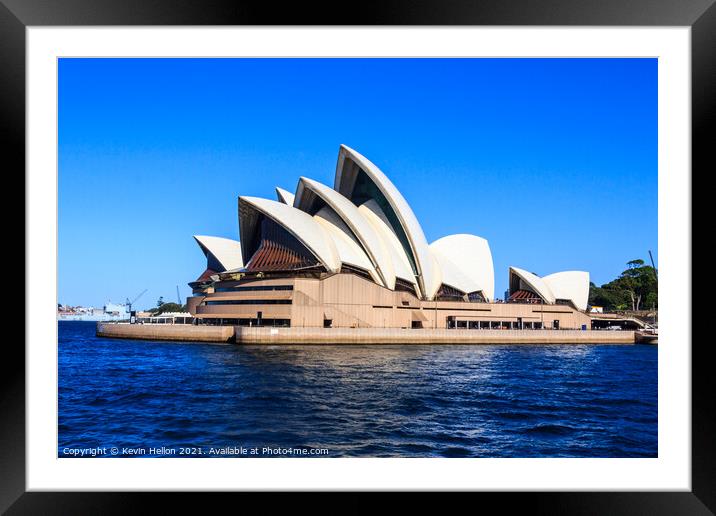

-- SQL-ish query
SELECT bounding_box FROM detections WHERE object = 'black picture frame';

[4,0,708,511]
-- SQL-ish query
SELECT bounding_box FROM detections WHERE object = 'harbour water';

[59,321,657,458]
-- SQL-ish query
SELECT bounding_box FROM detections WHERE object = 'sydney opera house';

[187,145,593,330]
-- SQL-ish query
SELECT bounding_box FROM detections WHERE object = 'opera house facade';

[187,145,593,330]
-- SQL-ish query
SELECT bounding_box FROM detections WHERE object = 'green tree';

[588,259,657,311]
[617,259,657,310]
[156,296,164,308]
[589,282,629,310]
[148,302,187,315]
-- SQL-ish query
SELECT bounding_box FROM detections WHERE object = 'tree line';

[145,296,187,315]
[589,259,657,311]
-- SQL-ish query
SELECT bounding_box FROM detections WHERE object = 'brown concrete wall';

[96,322,234,343]
[189,272,594,330]
[315,273,407,328]
[186,295,203,315]
[195,304,292,319]
[235,327,636,345]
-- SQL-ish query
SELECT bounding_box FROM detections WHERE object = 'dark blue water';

[58,321,657,458]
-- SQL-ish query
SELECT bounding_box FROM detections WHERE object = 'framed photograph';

[6,0,710,511]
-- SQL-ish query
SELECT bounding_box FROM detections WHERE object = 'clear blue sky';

[59,58,657,309]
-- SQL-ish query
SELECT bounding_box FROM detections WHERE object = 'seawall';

[96,322,234,343]
[97,323,635,345]
[234,327,635,345]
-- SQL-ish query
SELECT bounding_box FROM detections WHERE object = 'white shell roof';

[275,187,295,206]
[358,200,419,291]
[431,251,482,295]
[335,145,440,300]
[238,196,341,273]
[295,177,396,289]
[193,235,243,272]
[223,146,590,308]
[313,207,381,284]
[430,234,495,302]
[509,266,556,304]
[543,271,590,311]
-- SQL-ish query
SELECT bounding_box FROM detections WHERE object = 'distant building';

[58,302,129,321]
[104,302,129,316]
[187,145,592,330]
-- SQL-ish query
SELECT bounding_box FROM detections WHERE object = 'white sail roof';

[238,196,341,273]
[358,200,420,293]
[218,146,591,307]
[275,187,295,206]
[430,234,494,302]
[193,235,243,272]
[509,266,556,304]
[294,177,396,289]
[431,251,481,295]
[334,144,440,300]
[543,271,590,311]
[313,207,381,284]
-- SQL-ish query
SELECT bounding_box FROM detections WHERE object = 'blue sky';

[59,58,657,309]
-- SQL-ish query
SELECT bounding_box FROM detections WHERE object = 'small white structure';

[193,235,243,272]
[509,266,590,311]
[275,187,295,206]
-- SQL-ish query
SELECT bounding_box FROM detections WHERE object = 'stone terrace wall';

[234,327,635,345]
[97,322,234,343]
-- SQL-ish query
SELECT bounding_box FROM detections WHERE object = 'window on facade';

[205,299,292,305]
[215,285,294,293]
[340,265,374,282]
[467,291,486,303]
[245,217,322,272]
[435,284,466,302]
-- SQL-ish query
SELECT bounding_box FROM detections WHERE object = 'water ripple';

[58,322,657,458]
